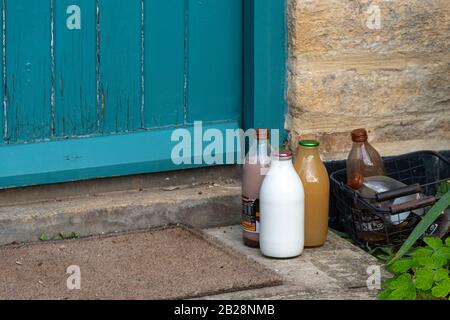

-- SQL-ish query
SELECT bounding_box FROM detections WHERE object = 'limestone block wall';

[287,0,450,160]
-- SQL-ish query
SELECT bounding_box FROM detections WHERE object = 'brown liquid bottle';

[242,129,271,248]
[294,140,330,247]
[347,128,385,185]
[347,129,387,243]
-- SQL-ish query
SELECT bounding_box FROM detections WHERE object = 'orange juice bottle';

[294,140,330,247]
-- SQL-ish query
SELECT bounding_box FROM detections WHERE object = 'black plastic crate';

[330,151,450,248]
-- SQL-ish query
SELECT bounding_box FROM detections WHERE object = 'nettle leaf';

[432,257,448,269]
[416,253,448,269]
[378,289,392,300]
[413,247,433,259]
[430,245,449,268]
[436,246,450,260]
[389,287,417,300]
[424,237,443,251]
[414,268,434,291]
[417,255,434,268]
[386,274,417,300]
[446,237,450,247]
[434,269,449,282]
[381,277,399,290]
[432,279,450,298]
[389,274,412,289]
[389,259,416,274]
[391,287,417,300]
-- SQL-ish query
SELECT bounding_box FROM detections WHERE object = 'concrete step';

[0,168,241,245]
[0,165,240,206]
[201,226,389,300]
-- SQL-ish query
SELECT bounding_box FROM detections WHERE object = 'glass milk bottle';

[242,129,271,248]
[294,140,330,247]
[260,150,305,258]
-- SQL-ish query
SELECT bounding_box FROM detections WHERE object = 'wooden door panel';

[99,0,143,133]
[144,0,185,128]
[54,0,98,137]
[187,0,242,124]
[0,0,244,188]
[6,0,52,143]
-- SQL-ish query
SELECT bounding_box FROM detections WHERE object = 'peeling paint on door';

[0,0,243,188]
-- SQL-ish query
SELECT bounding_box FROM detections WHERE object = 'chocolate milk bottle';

[242,129,271,248]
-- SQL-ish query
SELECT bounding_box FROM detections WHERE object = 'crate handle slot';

[389,196,436,214]
[376,184,422,202]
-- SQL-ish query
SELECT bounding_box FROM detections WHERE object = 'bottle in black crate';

[347,129,387,243]
[331,150,450,247]
[348,173,388,243]
[349,173,426,243]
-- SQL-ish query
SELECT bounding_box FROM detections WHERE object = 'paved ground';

[0,224,388,300]
[202,226,388,300]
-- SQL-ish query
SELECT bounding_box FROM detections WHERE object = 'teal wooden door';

[0,0,242,188]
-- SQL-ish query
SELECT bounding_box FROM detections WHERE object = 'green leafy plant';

[379,237,450,300]
[39,232,81,242]
[378,186,450,300]
[389,190,450,264]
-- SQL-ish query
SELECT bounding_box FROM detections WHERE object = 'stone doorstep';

[0,165,241,207]
[0,181,241,246]
[201,226,389,300]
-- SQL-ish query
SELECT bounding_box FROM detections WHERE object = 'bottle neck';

[351,140,370,152]
[246,138,271,165]
[298,146,320,157]
[271,158,293,170]
[352,139,368,146]
[257,139,270,154]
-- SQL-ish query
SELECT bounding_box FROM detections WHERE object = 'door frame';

[0,0,287,189]
[243,0,287,141]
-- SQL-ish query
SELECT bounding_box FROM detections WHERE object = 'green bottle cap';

[299,140,320,147]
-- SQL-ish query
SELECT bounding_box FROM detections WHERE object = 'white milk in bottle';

[260,150,305,258]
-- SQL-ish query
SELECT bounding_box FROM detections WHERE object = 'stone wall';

[286,0,450,160]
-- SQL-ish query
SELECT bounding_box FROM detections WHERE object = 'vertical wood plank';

[144,0,185,128]
[54,0,97,137]
[6,0,52,143]
[245,0,287,142]
[187,0,242,124]
[0,0,4,144]
[243,0,254,133]
[99,0,142,133]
